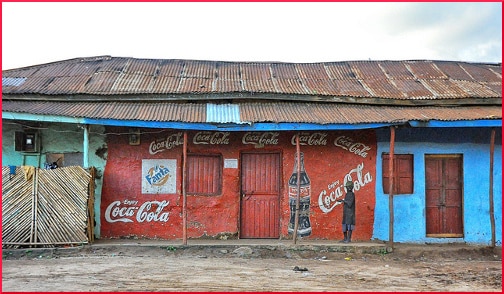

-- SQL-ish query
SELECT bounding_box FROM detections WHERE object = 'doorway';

[240,152,281,238]
[425,155,464,237]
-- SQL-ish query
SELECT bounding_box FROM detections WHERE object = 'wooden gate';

[240,152,280,238]
[425,155,463,237]
[2,166,93,248]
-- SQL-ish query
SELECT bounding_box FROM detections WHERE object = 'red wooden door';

[425,155,463,237]
[240,152,280,238]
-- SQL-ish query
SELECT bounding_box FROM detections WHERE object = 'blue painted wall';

[373,127,502,245]
[2,120,108,238]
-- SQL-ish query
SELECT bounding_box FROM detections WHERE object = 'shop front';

[100,128,377,241]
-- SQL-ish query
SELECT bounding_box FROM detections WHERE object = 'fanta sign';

[145,165,170,186]
[142,159,177,194]
[104,199,170,223]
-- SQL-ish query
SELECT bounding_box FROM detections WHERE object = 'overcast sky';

[2,2,502,70]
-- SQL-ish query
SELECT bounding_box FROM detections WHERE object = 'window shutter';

[186,154,222,195]
[382,154,413,194]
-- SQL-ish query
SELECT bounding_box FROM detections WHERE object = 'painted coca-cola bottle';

[288,152,312,237]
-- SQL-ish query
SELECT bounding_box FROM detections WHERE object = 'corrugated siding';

[3,57,500,100]
[379,61,416,79]
[2,77,26,87]
[206,104,241,123]
[406,62,447,79]
[435,62,473,80]
[392,79,433,99]
[2,101,501,124]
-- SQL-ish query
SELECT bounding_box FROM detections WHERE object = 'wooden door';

[240,152,280,238]
[425,155,463,237]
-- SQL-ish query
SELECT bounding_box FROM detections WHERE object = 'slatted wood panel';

[2,166,92,248]
[382,154,414,194]
[186,154,222,195]
[240,152,280,238]
[1,167,35,247]
[425,155,463,237]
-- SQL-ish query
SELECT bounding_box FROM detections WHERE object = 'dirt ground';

[2,243,502,292]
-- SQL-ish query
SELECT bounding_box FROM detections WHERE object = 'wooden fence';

[2,165,94,248]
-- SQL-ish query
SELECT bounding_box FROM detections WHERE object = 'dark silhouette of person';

[338,181,355,243]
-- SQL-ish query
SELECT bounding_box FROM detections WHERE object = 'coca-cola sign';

[104,199,170,223]
[291,132,328,146]
[149,132,183,155]
[334,136,371,158]
[242,132,279,148]
[317,162,373,213]
[193,131,230,145]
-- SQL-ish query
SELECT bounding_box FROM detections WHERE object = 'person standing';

[338,181,355,243]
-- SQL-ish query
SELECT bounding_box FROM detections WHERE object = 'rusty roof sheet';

[2,56,501,102]
[2,101,500,125]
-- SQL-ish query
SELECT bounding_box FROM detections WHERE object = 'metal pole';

[388,126,395,250]
[83,124,89,168]
[489,128,496,248]
[293,135,301,245]
[182,131,188,245]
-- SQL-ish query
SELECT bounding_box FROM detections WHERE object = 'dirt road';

[2,244,501,292]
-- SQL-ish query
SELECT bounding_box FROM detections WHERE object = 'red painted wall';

[100,128,376,241]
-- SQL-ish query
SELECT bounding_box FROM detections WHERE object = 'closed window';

[186,154,222,195]
[382,153,413,194]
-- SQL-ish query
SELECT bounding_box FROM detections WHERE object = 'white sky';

[2,2,502,70]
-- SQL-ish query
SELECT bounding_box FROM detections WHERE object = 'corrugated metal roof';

[2,56,501,102]
[206,104,242,124]
[2,77,26,87]
[2,101,500,125]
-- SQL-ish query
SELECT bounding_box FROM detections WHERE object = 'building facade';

[2,56,501,245]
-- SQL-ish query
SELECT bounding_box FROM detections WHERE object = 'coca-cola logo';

[334,136,371,158]
[288,186,311,198]
[242,132,279,148]
[104,200,170,223]
[193,131,230,145]
[317,162,373,213]
[291,132,328,146]
[149,132,183,155]
[145,165,170,186]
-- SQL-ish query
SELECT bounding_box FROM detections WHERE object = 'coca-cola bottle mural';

[288,152,312,237]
